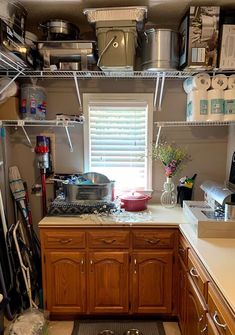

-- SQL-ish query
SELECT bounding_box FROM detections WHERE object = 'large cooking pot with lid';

[39,19,80,40]
[141,28,179,71]
[120,192,151,211]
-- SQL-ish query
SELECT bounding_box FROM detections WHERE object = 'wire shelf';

[0,119,83,127]
[0,69,198,79]
[155,120,235,127]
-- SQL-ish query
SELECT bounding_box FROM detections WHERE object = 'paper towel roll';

[228,74,235,89]
[224,89,235,121]
[211,74,228,90]
[183,73,211,94]
[208,89,224,121]
[186,90,208,121]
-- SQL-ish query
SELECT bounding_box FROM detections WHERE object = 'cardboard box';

[0,97,20,120]
[179,6,220,70]
[219,24,235,70]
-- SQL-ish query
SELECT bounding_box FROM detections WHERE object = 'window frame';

[83,93,154,192]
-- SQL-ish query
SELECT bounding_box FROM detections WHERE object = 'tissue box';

[179,6,220,70]
[0,97,20,120]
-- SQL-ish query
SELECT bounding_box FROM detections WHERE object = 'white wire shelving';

[154,120,235,147]
[0,119,83,152]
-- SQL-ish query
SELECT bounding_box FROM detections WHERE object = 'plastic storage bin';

[20,85,47,120]
[96,20,137,71]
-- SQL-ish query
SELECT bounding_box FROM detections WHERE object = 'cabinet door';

[44,251,86,314]
[178,258,187,335]
[132,251,173,314]
[88,251,129,314]
[185,274,207,335]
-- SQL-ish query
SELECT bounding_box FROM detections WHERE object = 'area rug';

[71,320,166,335]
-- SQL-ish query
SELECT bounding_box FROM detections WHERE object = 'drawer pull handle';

[213,311,227,329]
[59,239,72,244]
[190,267,199,278]
[146,238,160,244]
[101,239,116,244]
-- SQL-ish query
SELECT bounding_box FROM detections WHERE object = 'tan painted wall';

[5,78,232,230]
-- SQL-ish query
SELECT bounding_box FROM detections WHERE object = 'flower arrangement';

[153,140,190,178]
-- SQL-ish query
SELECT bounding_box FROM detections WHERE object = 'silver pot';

[0,0,27,38]
[39,19,80,40]
[141,28,179,71]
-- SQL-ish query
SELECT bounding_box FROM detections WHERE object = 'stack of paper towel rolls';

[183,73,210,121]
[224,74,235,121]
[184,74,235,122]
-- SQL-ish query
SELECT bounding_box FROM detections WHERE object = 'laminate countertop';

[38,204,235,313]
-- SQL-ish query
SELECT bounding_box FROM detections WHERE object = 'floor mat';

[71,320,166,335]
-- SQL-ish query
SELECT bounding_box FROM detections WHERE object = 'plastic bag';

[8,309,48,335]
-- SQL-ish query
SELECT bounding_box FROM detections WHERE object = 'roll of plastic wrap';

[224,89,235,121]
[183,73,211,94]
[186,90,208,121]
[228,74,235,89]
[211,74,228,90]
[208,89,224,121]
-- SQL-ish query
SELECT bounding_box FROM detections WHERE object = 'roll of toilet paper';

[186,90,208,121]
[208,89,224,121]
[228,74,235,89]
[211,74,228,90]
[224,89,235,121]
[183,73,211,94]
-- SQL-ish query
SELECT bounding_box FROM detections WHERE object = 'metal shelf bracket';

[155,126,162,148]
[73,72,82,112]
[153,73,160,109]
[158,72,166,112]
[17,120,33,148]
[63,121,74,152]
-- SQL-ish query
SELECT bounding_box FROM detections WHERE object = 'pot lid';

[121,192,148,200]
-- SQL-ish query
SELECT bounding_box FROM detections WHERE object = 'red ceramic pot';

[120,192,151,211]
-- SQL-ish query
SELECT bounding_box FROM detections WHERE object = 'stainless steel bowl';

[123,329,143,335]
[83,172,111,184]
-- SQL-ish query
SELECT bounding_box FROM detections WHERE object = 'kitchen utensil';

[63,182,114,202]
[123,329,143,335]
[39,19,80,40]
[120,192,151,211]
[141,28,179,71]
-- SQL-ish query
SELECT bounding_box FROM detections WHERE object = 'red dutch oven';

[120,192,151,212]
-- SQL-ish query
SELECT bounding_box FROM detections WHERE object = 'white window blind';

[83,96,153,193]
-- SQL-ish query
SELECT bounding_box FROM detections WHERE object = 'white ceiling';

[21,0,235,36]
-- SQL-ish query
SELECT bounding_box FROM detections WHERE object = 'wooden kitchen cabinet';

[131,229,177,314]
[178,258,187,335]
[40,226,177,317]
[132,251,173,314]
[88,251,129,314]
[185,274,207,335]
[43,251,86,314]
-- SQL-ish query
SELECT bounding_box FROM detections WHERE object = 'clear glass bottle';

[160,177,177,208]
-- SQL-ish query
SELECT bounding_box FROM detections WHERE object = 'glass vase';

[160,176,177,208]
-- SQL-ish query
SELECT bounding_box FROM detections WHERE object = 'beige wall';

[5,78,232,230]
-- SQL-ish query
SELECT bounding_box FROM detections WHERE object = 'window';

[83,94,153,194]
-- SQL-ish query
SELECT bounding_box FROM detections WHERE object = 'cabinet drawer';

[132,230,175,249]
[178,234,189,265]
[188,249,209,301]
[87,230,129,248]
[41,230,86,249]
[208,283,235,335]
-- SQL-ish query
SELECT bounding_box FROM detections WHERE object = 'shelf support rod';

[158,72,166,111]
[155,126,162,148]
[17,121,33,148]
[64,122,73,152]
[73,73,82,111]
[0,71,22,95]
[153,73,160,108]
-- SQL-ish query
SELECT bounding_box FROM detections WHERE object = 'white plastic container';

[20,84,47,120]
